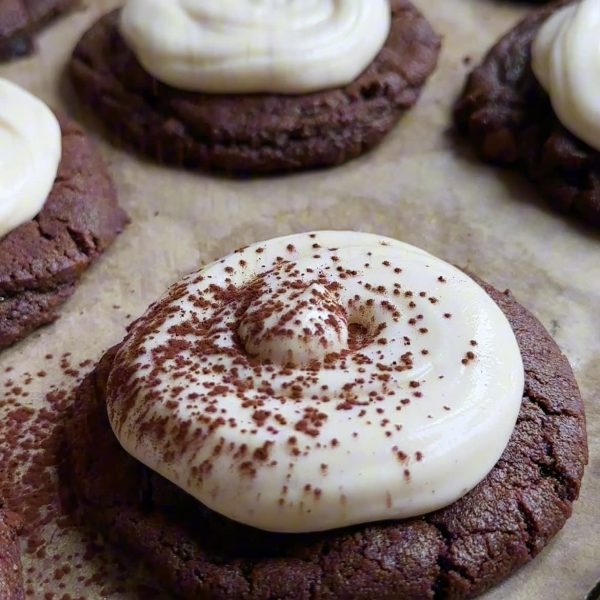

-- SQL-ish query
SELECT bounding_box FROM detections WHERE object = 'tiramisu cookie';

[0,506,23,600]
[455,0,600,225]
[0,78,128,351]
[0,0,76,60]
[69,0,440,175]
[66,232,587,599]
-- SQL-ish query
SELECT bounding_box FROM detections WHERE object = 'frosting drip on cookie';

[106,232,524,533]
[532,0,600,152]
[0,78,61,240]
[119,0,391,94]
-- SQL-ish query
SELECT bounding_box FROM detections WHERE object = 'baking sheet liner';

[0,0,598,597]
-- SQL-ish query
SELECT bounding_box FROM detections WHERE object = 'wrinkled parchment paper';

[1,0,598,597]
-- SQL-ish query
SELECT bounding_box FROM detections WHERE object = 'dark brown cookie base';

[455,1,600,225]
[69,0,440,175]
[0,507,23,600]
[0,116,128,350]
[0,0,76,60]
[66,281,587,599]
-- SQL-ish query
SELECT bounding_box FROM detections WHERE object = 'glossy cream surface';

[532,0,600,151]
[119,0,391,94]
[107,232,524,533]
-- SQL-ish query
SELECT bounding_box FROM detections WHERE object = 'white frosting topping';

[238,279,349,367]
[0,78,61,240]
[532,0,600,151]
[107,231,524,533]
[119,0,391,94]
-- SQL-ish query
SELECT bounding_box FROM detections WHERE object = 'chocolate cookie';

[454,1,600,225]
[66,280,587,599]
[0,0,76,60]
[68,0,440,175]
[0,506,23,600]
[0,115,128,351]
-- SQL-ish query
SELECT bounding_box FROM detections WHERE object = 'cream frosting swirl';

[532,0,600,151]
[0,78,61,240]
[119,0,391,94]
[107,232,524,533]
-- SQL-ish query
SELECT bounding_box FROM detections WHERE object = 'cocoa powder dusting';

[0,354,164,597]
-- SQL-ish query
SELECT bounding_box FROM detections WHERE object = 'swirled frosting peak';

[119,0,391,94]
[0,78,61,240]
[107,232,524,533]
[532,0,600,151]
[239,278,349,367]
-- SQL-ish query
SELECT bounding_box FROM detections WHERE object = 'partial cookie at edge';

[454,1,600,225]
[0,0,76,60]
[0,115,128,350]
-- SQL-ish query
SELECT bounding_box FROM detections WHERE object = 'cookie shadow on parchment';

[446,128,600,244]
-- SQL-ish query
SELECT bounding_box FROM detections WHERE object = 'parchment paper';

[1,0,598,598]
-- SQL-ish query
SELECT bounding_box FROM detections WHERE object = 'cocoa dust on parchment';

[0,353,161,599]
